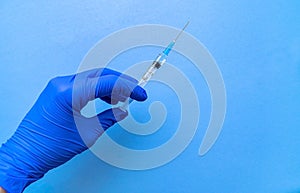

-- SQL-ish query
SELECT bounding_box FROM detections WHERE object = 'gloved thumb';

[97,108,128,131]
[78,108,128,148]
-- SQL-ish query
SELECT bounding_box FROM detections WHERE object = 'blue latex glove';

[0,68,147,193]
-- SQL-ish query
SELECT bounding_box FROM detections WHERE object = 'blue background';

[0,1,299,193]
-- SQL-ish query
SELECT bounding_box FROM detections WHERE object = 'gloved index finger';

[101,68,138,84]
[95,75,147,102]
[92,68,148,101]
[79,68,138,84]
[130,85,148,101]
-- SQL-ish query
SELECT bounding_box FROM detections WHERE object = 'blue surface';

[0,1,299,193]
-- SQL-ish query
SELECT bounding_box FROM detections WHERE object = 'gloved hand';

[0,68,147,193]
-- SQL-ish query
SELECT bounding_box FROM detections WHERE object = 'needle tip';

[174,20,190,42]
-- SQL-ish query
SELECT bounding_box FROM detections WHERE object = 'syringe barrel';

[138,53,167,86]
[119,52,168,111]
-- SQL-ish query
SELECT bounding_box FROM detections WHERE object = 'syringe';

[119,21,190,111]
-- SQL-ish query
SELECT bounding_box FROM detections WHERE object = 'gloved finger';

[101,68,139,84]
[95,75,147,101]
[100,96,118,105]
[130,84,148,101]
[78,108,128,147]
[77,68,138,84]
[96,108,128,131]
[74,74,147,110]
